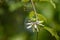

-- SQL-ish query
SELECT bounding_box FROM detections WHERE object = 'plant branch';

[31,0,37,20]
[36,32,38,40]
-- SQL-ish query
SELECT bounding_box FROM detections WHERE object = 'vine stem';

[31,0,37,20]
[31,0,38,40]
[36,32,38,40]
[50,0,56,8]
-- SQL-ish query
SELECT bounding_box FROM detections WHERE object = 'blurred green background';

[0,0,60,40]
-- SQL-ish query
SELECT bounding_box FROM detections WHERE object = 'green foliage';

[0,0,60,40]
[8,2,24,11]
[28,11,47,21]
[21,0,29,3]
[35,1,54,22]
[44,27,59,40]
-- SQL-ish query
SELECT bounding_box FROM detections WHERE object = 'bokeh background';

[0,0,60,40]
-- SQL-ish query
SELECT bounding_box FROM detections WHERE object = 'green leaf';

[9,2,23,12]
[38,29,51,40]
[39,0,49,1]
[21,0,29,3]
[8,32,28,40]
[28,11,47,21]
[53,0,60,4]
[35,1,54,22]
[44,27,59,40]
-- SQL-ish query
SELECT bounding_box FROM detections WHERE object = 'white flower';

[26,20,44,32]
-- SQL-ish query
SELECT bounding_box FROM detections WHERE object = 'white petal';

[34,24,37,29]
[37,28,39,32]
[33,28,35,32]
[26,23,32,25]
[34,24,39,32]
[27,25,32,29]
[37,21,44,24]
[39,24,44,26]
[39,21,44,23]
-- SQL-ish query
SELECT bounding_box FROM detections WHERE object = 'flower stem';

[31,0,37,20]
[31,0,38,40]
[50,0,56,8]
[36,32,38,40]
